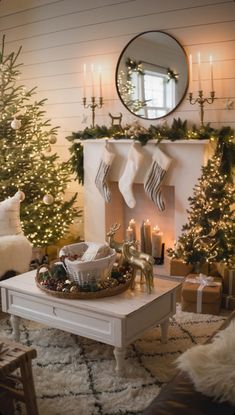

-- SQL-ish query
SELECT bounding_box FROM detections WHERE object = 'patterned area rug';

[0,307,227,415]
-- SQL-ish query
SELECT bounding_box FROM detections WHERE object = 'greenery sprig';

[66,118,234,185]
[125,58,145,77]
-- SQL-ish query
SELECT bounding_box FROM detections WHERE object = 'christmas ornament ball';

[11,116,21,130]
[43,194,54,205]
[45,145,51,153]
[49,135,57,144]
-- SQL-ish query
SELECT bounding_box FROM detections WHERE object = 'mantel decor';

[188,53,216,127]
[66,118,234,185]
[189,90,216,127]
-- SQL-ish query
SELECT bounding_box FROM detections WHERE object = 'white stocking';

[95,142,115,203]
[118,142,143,208]
[144,147,172,211]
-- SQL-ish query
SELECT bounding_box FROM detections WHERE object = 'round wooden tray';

[35,274,133,300]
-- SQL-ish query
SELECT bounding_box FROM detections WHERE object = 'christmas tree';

[168,137,234,269]
[0,35,80,247]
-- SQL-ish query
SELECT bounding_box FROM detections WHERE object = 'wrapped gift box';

[222,294,235,310]
[181,274,222,315]
[170,260,219,278]
[216,263,235,296]
[170,259,193,277]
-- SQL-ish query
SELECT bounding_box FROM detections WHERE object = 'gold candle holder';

[83,96,103,128]
[189,90,216,127]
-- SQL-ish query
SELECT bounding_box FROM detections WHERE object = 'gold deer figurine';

[106,223,123,254]
[106,223,154,293]
[122,243,154,294]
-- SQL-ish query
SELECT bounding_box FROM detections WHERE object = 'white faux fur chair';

[0,192,32,280]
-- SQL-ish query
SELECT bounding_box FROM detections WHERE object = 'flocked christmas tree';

[0,35,80,247]
[168,135,234,270]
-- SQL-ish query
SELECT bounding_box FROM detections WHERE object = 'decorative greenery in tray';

[66,118,234,185]
[36,262,133,297]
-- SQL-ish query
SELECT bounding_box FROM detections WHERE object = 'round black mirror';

[115,31,189,120]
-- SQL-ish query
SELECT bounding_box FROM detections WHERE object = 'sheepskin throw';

[0,191,22,236]
[0,234,32,277]
[176,319,235,405]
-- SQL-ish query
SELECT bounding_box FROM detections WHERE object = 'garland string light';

[67,118,234,185]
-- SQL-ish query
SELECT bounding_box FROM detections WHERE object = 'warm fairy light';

[0,40,80,248]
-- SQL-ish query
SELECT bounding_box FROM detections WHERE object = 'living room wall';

[0,0,234,236]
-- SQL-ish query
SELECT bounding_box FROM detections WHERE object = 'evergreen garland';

[67,119,234,184]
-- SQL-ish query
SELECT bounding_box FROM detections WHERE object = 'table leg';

[10,315,20,341]
[160,317,170,344]
[113,347,126,375]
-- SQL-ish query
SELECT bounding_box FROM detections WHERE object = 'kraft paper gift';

[181,273,222,315]
[217,263,235,296]
[170,259,193,277]
[222,294,235,311]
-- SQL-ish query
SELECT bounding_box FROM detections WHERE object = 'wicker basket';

[59,242,116,286]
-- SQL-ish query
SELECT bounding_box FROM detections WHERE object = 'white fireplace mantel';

[83,139,211,253]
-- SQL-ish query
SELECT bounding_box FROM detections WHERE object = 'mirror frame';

[115,30,189,120]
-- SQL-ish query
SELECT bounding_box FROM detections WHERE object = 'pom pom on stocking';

[118,142,143,208]
[144,147,172,211]
[95,142,115,203]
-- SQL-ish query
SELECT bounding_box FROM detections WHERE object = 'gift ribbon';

[185,274,221,314]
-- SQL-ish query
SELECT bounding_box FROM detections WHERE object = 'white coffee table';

[0,271,180,374]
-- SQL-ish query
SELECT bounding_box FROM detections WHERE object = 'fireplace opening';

[105,182,175,275]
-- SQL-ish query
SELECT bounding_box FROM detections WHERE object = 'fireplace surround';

[83,139,211,275]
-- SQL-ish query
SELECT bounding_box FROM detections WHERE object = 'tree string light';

[0,35,81,247]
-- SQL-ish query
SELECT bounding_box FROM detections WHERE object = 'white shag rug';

[176,319,235,405]
[0,306,227,415]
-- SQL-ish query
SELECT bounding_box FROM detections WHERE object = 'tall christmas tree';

[168,136,234,270]
[0,35,80,247]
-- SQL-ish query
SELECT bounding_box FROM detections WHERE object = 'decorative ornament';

[125,120,148,138]
[11,116,21,130]
[167,68,179,83]
[125,58,145,77]
[43,194,54,205]
[109,112,123,131]
[45,145,51,153]
[17,190,25,202]
[49,135,57,144]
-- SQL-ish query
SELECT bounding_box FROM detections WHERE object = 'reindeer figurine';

[106,223,123,254]
[122,243,154,294]
[106,223,154,293]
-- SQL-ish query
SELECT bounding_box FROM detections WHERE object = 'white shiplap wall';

[1,0,234,236]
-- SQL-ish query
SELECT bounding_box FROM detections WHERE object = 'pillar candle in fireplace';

[152,228,163,258]
[140,221,146,252]
[144,219,152,255]
[129,218,137,241]
[126,226,134,242]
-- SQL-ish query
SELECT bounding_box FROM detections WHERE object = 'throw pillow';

[176,319,235,405]
[0,192,23,236]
